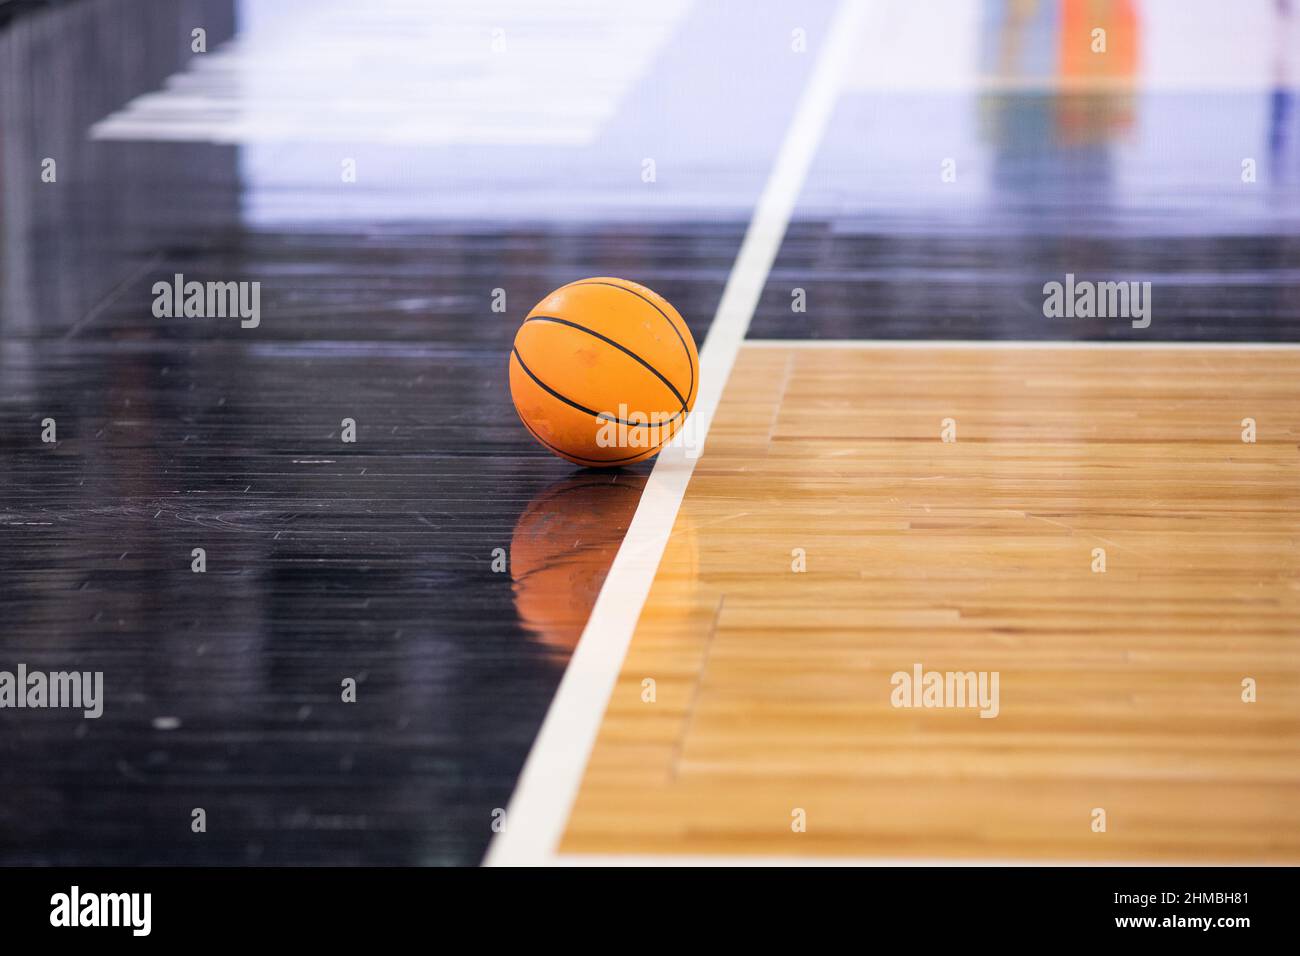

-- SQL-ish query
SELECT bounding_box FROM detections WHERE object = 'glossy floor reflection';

[511,472,648,658]
[0,238,723,863]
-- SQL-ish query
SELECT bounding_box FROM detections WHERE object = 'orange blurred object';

[1059,0,1138,84]
[509,277,699,467]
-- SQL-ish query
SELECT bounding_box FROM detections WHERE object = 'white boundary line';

[745,338,1300,350]
[484,0,873,867]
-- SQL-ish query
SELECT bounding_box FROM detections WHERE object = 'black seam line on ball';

[518,413,658,467]
[512,348,683,427]
[564,280,696,406]
[523,314,687,412]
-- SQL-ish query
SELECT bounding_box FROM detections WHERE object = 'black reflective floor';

[0,222,740,864]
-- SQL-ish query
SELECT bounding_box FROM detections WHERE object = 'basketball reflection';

[511,469,702,657]
[510,472,649,656]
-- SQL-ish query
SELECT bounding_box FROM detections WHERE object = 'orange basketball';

[509,277,699,467]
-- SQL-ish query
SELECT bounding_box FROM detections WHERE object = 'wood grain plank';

[561,344,1300,862]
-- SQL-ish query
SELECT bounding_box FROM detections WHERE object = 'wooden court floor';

[560,343,1300,863]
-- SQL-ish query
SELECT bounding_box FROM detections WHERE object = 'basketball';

[508,277,699,466]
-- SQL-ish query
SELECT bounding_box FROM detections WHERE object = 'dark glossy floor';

[0,243,724,864]
[0,213,741,864]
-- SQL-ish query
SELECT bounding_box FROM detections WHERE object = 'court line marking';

[745,339,1300,349]
[484,0,873,867]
